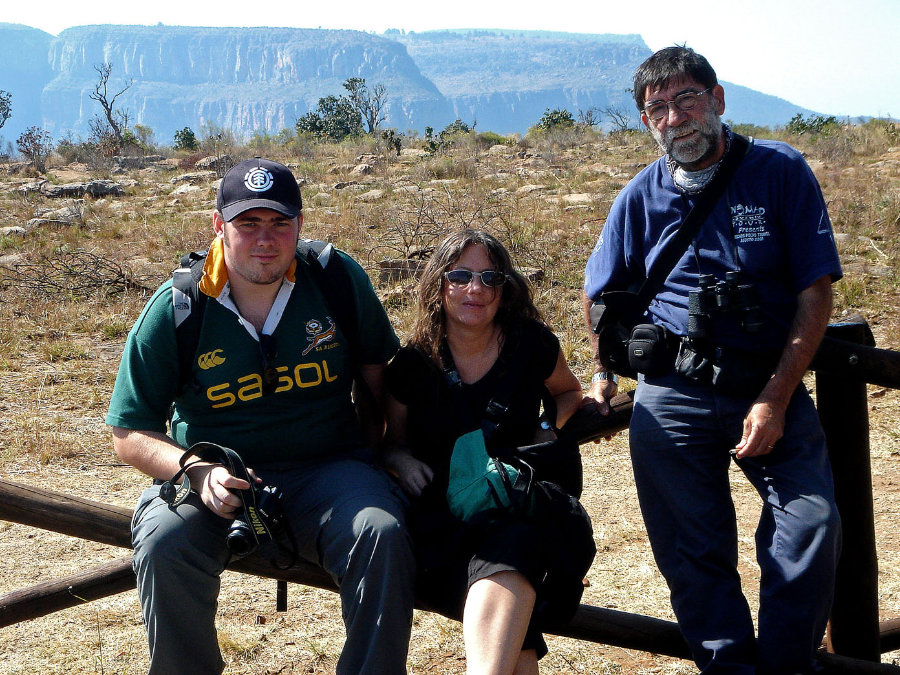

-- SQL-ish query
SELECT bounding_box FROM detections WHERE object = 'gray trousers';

[131,454,415,675]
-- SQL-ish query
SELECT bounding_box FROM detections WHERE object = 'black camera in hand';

[159,441,290,559]
[688,271,762,340]
[226,482,286,556]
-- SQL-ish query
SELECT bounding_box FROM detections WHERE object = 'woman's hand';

[384,447,434,497]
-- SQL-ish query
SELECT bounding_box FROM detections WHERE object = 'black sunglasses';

[443,269,507,288]
[259,333,279,396]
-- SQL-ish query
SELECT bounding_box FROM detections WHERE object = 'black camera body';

[160,441,290,559]
[226,483,286,557]
[688,271,762,340]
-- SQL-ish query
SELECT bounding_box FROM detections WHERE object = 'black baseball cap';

[216,158,302,221]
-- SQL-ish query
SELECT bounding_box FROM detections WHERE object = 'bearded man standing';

[583,47,842,674]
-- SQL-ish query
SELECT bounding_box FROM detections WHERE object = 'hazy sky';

[5,0,897,119]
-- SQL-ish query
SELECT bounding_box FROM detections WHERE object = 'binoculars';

[687,271,762,340]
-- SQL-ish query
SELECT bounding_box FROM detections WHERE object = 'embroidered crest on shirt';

[302,317,337,355]
[731,204,771,244]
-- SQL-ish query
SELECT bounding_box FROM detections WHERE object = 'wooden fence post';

[816,318,880,661]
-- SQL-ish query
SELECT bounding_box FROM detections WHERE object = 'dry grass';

[1,122,899,673]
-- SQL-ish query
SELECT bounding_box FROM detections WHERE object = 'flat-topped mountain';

[0,23,813,142]
[40,25,450,140]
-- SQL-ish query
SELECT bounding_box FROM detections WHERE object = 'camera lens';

[226,519,258,556]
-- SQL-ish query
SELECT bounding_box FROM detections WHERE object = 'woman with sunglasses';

[384,229,584,674]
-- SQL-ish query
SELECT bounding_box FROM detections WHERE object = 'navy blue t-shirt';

[584,138,841,351]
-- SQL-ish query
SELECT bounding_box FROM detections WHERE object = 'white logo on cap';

[244,167,274,192]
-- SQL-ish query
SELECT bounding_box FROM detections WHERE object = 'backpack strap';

[295,239,359,370]
[172,250,208,393]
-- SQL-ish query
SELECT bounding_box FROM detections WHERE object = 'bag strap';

[295,239,359,371]
[172,251,209,393]
[439,337,529,444]
[633,133,751,311]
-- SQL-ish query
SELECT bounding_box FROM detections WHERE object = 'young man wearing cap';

[107,158,415,674]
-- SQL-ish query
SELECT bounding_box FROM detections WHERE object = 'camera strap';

[160,442,301,568]
[590,134,751,376]
[160,442,291,555]
[439,338,531,444]
[161,442,256,513]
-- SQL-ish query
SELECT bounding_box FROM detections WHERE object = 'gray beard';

[650,112,722,168]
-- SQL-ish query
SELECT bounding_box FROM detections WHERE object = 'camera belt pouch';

[590,292,643,378]
[628,324,672,377]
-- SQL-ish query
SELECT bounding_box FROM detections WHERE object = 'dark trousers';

[131,455,415,675]
[630,374,841,675]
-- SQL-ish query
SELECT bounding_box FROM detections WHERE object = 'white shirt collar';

[216,278,295,341]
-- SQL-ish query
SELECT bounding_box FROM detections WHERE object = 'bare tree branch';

[4,249,151,299]
[88,63,133,144]
[344,78,387,134]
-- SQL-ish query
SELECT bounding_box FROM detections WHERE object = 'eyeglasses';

[643,88,713,122]
[443,269,507,288]
[259,333,279,396]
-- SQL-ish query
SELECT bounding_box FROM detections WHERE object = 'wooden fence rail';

[1,478,898,674]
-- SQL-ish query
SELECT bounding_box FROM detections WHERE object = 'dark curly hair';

[409,229,542,362]
[633,45,718,112]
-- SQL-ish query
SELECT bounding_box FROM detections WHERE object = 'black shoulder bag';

[590,134,751,378]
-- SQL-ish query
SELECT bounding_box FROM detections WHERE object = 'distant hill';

[37,25,449,141]
[0,23,54,146]
[0,23,817,144]
[392,29,647,133]
[392,29,814,133]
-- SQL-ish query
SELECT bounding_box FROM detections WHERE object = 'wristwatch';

[591,371,619,385]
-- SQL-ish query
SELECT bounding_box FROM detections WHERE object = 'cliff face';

[394,30,649,132]
[37,25,451,140]
[394,29,813,133]
[0,24,813,144]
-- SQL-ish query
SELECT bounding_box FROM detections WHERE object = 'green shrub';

[57,134,102,165]
[296,95,364,142]
[534,108,575,131]
[174,127,200,151]
[17,126,53,172]
[785,113,840,136]
[728,122,772,137]
[423,120,476,153]
[475,131,512,148]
